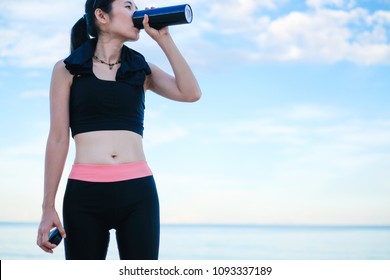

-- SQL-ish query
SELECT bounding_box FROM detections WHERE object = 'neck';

[94,38,123,63]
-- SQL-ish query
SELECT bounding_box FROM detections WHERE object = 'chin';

[126,29,140,41]
[127,34,140,42]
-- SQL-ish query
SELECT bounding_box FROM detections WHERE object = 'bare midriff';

[73,130,146,165]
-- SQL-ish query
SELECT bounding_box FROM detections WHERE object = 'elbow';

[47,128,70,146]
[184,89,202,103]
[47,135,70,149]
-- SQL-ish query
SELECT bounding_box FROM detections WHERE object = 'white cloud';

[284,104,343,120]
[253,7,390,64]
[215,104,390,155]
[20,90,49,99]
[0,25,70,68]
[0,0,82,22]
[214,104,343,145]
[205,0,277,34]
[144,123,189,148]
[0,0,82,68]
[0,137,46,158]
[220,119,306,145]
[142,104,204,148]
[306,0,357,9]
[195,0,390,65]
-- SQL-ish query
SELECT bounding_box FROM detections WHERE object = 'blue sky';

[0,0,389,225]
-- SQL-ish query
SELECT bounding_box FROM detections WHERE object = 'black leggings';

[63,176,159,260]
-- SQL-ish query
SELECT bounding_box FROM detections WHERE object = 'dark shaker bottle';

[133,4,193,30]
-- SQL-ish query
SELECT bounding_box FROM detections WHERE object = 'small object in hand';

[48,228,62,245]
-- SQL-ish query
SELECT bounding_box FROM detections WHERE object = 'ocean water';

[0,222,389,260]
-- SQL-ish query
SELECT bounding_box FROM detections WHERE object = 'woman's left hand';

[142,11,170,42]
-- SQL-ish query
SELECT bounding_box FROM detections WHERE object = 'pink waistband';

[69,161,153,182]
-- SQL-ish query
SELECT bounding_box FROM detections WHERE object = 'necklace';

[93,55,121,70]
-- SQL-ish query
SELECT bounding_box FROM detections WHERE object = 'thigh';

[63,179,111,260]
[115,176,160,260]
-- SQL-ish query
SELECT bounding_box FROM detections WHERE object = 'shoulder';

[144,62,158,88]
[52,59,68,73]
[52,60,73,79]
[50,59,73,88]
[132,50,150,73]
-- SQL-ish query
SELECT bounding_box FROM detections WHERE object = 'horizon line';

[1,221,390,228]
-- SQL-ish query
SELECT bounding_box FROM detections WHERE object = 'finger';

[42,244,55,254]
[37,234,55,254]
[37,228,49,246]
[143,14,149,25]
[40,243,55,254]
[160,26,169,33]
[142,14,151,30]
[59,228,67,239]
[55,223,67,239]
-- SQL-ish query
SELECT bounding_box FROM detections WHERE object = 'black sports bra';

[64,39,151,138]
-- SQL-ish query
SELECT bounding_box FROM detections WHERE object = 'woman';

[36,0,201,260]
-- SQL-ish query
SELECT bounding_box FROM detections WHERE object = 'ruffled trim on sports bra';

[64,38,151,82]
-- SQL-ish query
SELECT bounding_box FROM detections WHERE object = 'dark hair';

[70,0,115,52]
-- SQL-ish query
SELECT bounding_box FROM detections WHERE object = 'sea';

[1,222,389,260]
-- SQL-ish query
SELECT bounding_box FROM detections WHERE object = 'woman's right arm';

[37,60,72,253]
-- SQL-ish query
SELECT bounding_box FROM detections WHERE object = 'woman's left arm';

[143,15,202,102]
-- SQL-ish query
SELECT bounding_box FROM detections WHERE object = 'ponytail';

[70,16,90,52]
[70,0,115,52]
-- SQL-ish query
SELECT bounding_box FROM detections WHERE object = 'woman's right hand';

[37,207,66,253]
